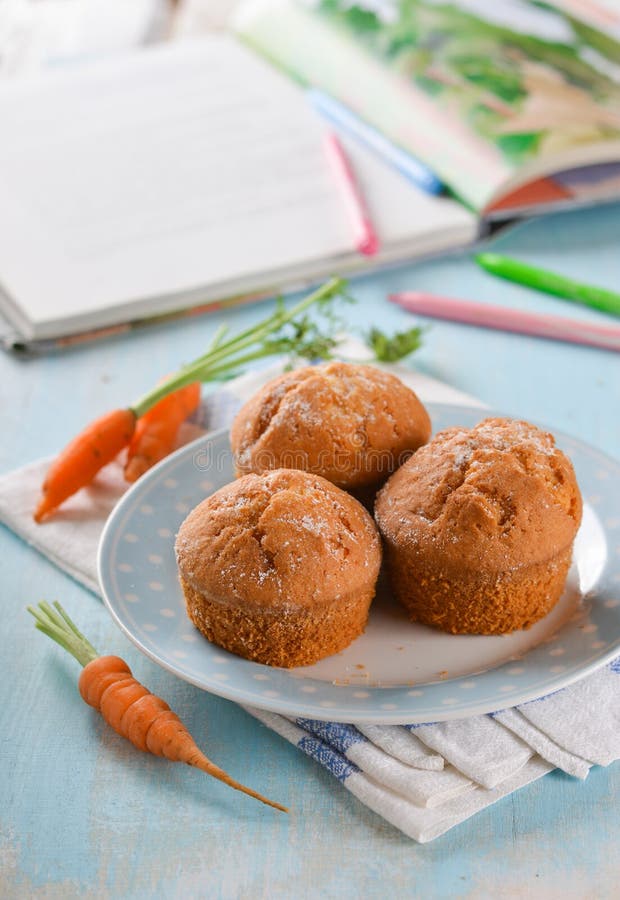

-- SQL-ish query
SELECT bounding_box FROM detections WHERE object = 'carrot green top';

[28,601,99,668]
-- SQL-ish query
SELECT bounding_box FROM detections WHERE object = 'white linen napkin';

[356,724,444,771]
[491,709,591,780]
[245,708,554,844]
[1,346,618,843]
[292,719,475,807]
[514,663,620,767]
[405,717,533,790]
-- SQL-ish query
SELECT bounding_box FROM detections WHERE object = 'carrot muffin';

[230,362,431,493]
[175,468,382,667]
[375,417,582,635]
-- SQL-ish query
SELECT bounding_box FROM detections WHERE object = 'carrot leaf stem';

[130,277,346,418]
[207,323,230,352]
[28,601,99,667]
[175,345,286,383]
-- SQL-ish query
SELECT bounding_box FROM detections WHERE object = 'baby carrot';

[33,277,347,523]
[34,408,136,523]
[27,601,287,813]
[124,382,201,483]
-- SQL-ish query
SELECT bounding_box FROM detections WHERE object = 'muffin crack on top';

[379,419,580,534]
[375,417,582,635]
[249,374,312,450]
[230,361,431,491]
[176,468,382,667]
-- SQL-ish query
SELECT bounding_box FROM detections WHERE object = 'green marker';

[475,253,620,318]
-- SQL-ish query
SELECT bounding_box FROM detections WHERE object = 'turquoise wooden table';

[1,204,618,899]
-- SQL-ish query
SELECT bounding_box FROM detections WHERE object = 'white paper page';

[0,37,358,337]
[0,36,476,339]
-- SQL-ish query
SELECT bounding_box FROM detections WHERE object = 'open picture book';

[235,0,620,215]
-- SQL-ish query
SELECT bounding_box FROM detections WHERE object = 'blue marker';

[308,87,443,195]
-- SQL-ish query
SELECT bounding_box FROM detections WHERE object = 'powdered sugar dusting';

[230,361,430,487]
[375,416,581,567]
[176,468,381,607]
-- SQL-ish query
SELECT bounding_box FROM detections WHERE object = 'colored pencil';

[309,88,442,195]
[324,132,380,257]
[389,291,620,352]
[476,253,620,318]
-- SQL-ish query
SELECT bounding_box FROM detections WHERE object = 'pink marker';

[325,132,380,256]
[389,291,620,353]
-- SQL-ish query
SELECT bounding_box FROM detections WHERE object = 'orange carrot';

[28,602,287,813]
[34,408,136,523]
[32,277,347,523]
[124,382,200,483]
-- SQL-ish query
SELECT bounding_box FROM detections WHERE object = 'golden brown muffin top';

[176,468,381,610]
[230,361,431,489]
[375,417,582,572]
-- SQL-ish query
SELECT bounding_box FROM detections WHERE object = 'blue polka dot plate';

[98,404,620,724]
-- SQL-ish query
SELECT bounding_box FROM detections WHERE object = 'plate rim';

[97,403,620,724]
